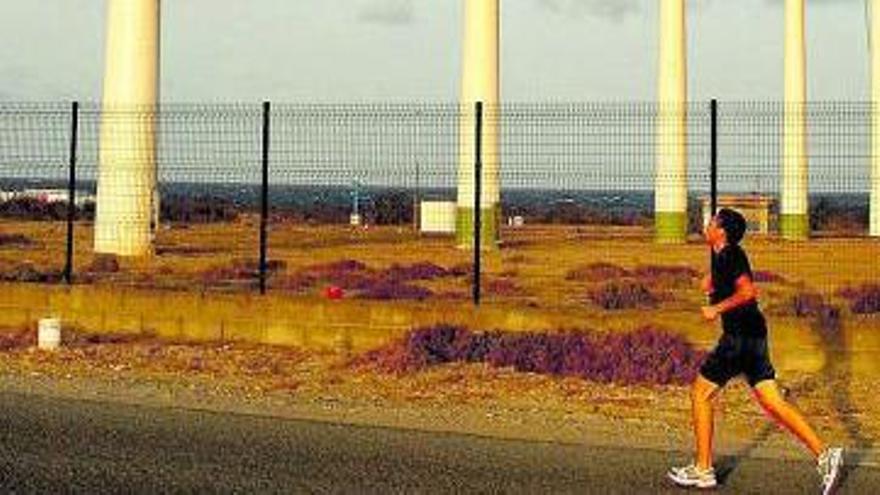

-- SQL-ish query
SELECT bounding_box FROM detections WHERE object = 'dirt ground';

[2,221,878,466]
[1,330,876,467]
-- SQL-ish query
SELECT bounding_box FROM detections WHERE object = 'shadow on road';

[715,309,873,488]
[810,312,873,487]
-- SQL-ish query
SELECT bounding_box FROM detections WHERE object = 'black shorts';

[699,332,776,388]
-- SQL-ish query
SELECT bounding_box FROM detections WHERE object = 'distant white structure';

[0,189,96,207]
[420,201,457,234]
[37,318,61,351]
[507,215,525,228]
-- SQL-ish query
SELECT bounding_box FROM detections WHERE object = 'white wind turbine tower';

[95,0,161,257]
[868,0,880,237]
[655,0,689,243]
[781,0,809,240]
[458,0,500,248]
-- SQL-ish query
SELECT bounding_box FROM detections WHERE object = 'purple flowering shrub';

[753,270,786,284]
[355,280,434,301]
[766,290,842,335]
[405,324,479,366]
[277,272,319,293]
[0,326,34,351]
[201,258,287,286]
[632,264,699,288]
[837,284,880,315]
[77,254,123,284]
[0,262,61,283]
[273,259,445,299]
[588,280,659,310]
[384,262,450,282]
[595,329,705,385]
[483,278,527,297]
[86,254,121,274]
[564,263,697,309]
[295,259,376,290]
[352,324,475,373]
[355,325,706,386]
[0,233,32,247]
[791,292,835,318]
[448,263,472,277]
[565,262,631,282]
[64,330,148,347]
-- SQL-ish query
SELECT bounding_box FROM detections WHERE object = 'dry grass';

[0,325,317,388]
[1,220,879,345]
[1,221,877,451]
[3,220,878,286]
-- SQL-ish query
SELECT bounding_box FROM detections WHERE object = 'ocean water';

[0,177,869,224]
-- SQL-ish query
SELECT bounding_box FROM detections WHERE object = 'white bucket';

[37,318,61,350]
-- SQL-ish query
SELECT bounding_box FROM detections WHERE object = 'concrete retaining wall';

[0,283,561,352]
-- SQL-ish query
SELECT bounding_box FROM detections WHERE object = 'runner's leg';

[693,374,721,469]
[752,379,824,458]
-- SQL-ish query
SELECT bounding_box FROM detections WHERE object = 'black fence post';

[710,99,718,216]
[259,101,271,295]
[64,101,79,285]
[473,101,483,307]
[414,159,421,234]
[709,99,719,271]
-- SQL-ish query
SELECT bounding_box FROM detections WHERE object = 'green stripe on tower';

[654,212,688,243]
[780,213,809,240]
[456,206,500,249]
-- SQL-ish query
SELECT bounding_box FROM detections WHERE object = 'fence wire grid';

[1,101,878,325]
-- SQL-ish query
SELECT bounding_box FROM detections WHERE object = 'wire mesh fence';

[265,103,463,300]
[716,102,872,232]
[0,103,73,285]
[485,102,713,309]
[1,101,879,326]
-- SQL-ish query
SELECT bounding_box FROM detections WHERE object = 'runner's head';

[714,208,747,246]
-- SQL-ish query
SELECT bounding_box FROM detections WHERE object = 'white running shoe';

[817,447,844,495]
[667,463,717,489]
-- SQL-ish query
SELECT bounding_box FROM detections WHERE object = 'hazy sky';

[0,0,872,102]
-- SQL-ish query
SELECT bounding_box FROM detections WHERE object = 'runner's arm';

[711,274,758,314]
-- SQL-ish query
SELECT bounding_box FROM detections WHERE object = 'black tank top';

[711,244,766,336]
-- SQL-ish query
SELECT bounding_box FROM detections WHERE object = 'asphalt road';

[0,391,876,494]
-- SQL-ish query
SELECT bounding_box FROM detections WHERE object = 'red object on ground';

[324,285,344,300]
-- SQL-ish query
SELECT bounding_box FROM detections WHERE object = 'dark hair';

[716,208,747,245]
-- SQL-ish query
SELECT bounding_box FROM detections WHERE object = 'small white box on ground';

[350,213,362,226]
[38,317,61,350]
[420,201,456,234]
[507,215,525,228]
